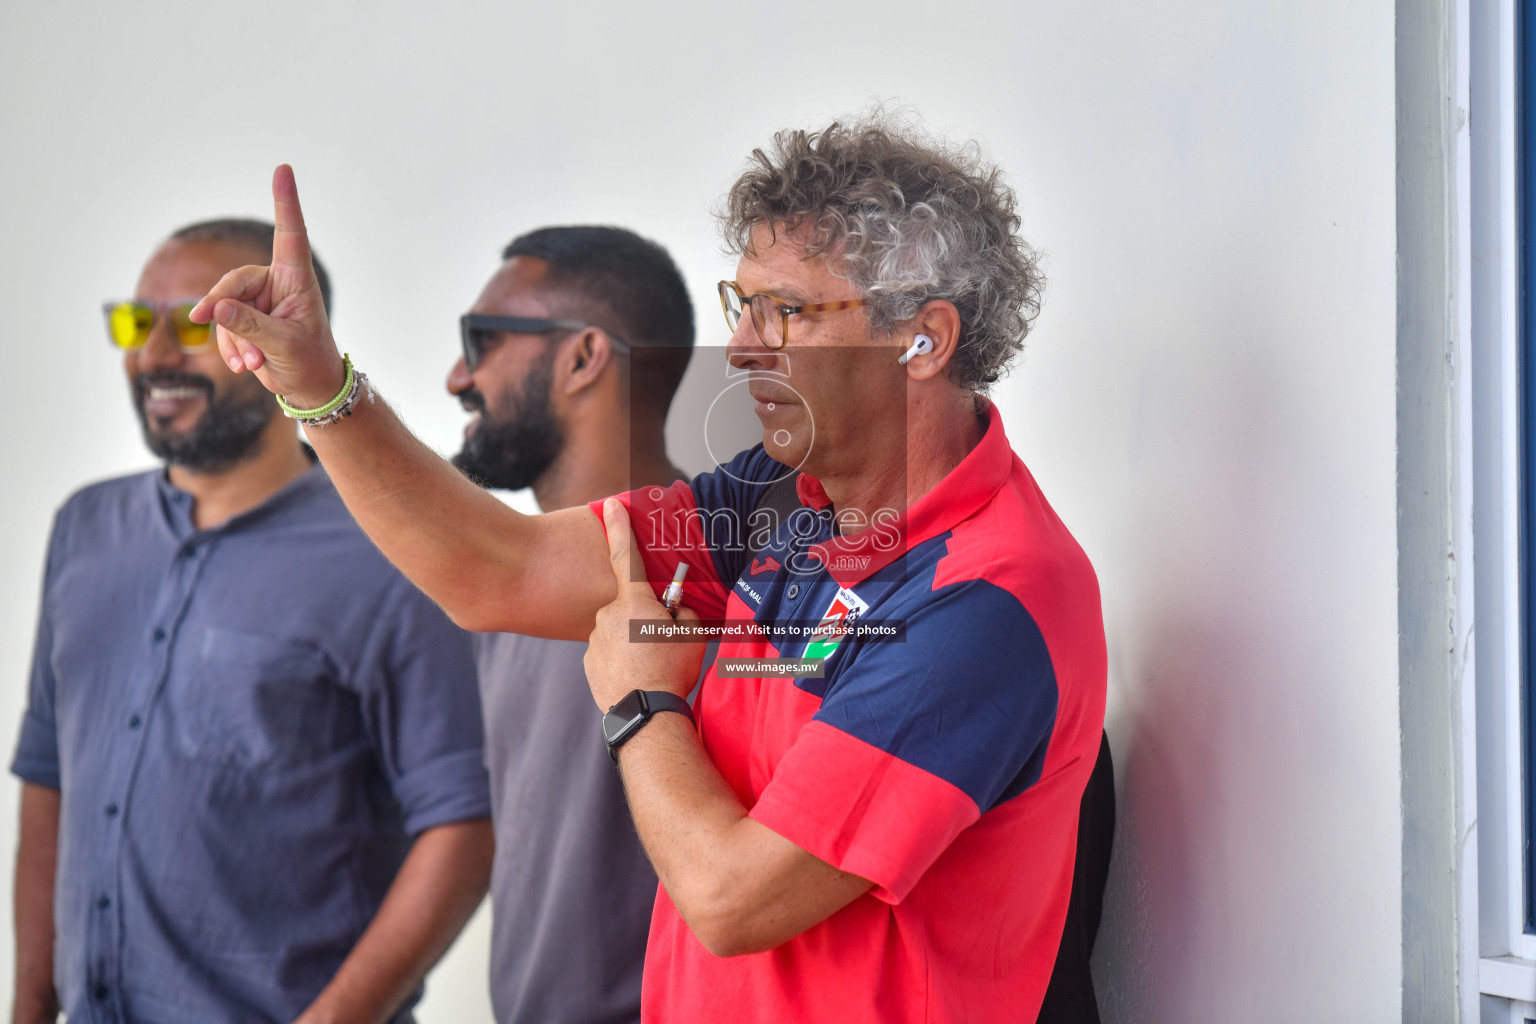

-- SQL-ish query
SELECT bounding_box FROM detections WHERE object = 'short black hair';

[169,218,334,315]
[502,226,693,415]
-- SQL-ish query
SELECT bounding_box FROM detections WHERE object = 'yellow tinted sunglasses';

[102,298,212,351]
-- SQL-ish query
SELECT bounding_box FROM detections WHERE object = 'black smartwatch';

[602,689,695,763]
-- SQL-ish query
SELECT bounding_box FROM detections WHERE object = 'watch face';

[603,690,648,747]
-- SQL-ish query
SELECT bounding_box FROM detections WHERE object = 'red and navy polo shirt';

[594,403,1107,1023]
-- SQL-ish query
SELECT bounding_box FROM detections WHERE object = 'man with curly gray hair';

[721,116,1044,394]
[191,116,1107,1024]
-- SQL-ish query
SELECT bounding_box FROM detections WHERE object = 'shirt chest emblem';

[804,587,869,661]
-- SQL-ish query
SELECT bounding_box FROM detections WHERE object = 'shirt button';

[128,715,141,729]
[787,584,800,599]
[104,803,118,817]
[94,984,109,1000]
[97,895,110,909]
[152,628,166,642]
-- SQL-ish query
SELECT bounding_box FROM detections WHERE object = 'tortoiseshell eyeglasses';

[718,280,866,349]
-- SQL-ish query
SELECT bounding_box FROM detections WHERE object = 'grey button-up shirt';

[12,463,490,1024]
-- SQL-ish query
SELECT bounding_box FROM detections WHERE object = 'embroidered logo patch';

[804,587,869,661]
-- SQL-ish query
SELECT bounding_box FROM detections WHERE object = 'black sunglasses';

[459,314,629,372]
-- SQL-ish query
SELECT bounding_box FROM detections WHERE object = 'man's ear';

[903,300,962,382]
[560,328,619,396]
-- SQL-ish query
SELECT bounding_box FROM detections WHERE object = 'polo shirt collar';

[805,401,1013,587]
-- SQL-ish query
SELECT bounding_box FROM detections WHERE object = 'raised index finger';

[271,164,313,272]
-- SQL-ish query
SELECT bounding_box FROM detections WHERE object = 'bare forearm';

[619,714,752,899]
[13,784,60,1024]
[617,717,869,956]
[294,819,493,1024]
[588,504,873,955]
[302,396,611,637]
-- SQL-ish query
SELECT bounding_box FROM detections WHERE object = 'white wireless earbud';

[898,334,934,365]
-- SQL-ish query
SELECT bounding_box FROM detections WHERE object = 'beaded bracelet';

[276,354,374,427]
[276,354,354,420]
[303,369,372,427]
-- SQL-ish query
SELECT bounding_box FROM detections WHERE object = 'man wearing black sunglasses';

[11,220,494,1024]
[445,225,693,1024]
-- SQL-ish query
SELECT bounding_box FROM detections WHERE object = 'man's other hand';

[584,498,705,710]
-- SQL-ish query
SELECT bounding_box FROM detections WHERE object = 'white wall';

[0,2,1401,1021]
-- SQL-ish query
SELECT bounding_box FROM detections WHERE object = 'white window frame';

[1471,0,1536,1018]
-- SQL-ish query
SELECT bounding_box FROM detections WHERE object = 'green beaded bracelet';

[276,355,355,420]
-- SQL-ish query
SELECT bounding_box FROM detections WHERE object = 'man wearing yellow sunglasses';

[11,220,495,1024]
[101,226,336,476]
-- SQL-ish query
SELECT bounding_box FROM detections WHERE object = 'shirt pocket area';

[170,626,350,770]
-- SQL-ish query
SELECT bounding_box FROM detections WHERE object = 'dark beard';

[451,351,563,491]
[133,371,275,472]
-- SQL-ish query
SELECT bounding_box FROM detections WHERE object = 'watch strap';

[604,689,695,762]
[640,690,694,724]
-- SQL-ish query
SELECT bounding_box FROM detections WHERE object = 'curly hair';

[721,114,1043,393]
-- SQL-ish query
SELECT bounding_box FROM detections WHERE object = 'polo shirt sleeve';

[11,506,70,791]
[589,445,790,622]
[351,577,491,836]
[748,579,1060,903]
